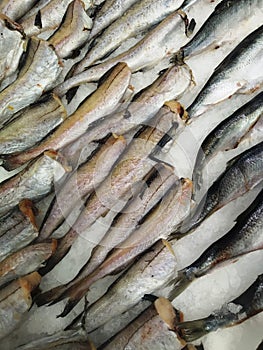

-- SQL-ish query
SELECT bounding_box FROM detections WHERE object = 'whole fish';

[0,93,67,155]
[0,14,26,84]
[38,105,183,277]
[0,199,38,262]
[179,141,263,236]
[3,62,131,170]
[0,272,41,340]
[0,36,62,127]
[170,187,263,299]
[174,0,263,61]
[48,0,92,59]
[36,163,178,306]
[192,91,263,196]
[19,0,79,38]
[0,151,66,218]
[0,0,38,21]
[187,25,263,119]
[38,134,127,242]
[0,241,56,288]
[72,0,185,74]
[89,0,138,39]
[175,274,263,342]
[49,177,192,317]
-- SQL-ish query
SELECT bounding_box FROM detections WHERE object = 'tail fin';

[176,319,209,342]
[168,272,192,300]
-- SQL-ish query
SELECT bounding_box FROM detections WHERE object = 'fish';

[48,177,192,317]
[192,91,263,196]
[19,0,80,38]
[0,199,38,262]
[173,0,263,61]
[38,104,183,277]
[38,134,127,242]
[187,25,263,119]
[0,272,41,340]
[3,62,131,170]
[0,241,56,288]
[0,151,67,218]
[175,274,263,342]
[35,163,178,306]
[0,36,62,127]
[170,187,263,299]
[48,0,92,59]
[178,141,263,236]
[0,0,38,21]
[0,93,67,156]
[72,0,185,74]
[89,0,138,40]
[0,13,26,85]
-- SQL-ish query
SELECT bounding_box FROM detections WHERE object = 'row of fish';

[0,0,262,348]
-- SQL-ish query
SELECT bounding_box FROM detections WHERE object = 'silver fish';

[72,0,185,74]
[3,62,131,170]
[0,0,38,21]
[0,272,41,340]
[38,134,127,242]
[0,36,62,127]
[0,241,56,287]
[0,93,67,155]
[187,25,263,119]
[0,151,66,218]
[48,0,92,59]
[192,91,263,196]
[0,14,26,85]
[0,199,38,262]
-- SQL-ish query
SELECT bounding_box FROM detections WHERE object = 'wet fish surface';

[0,0,38,21]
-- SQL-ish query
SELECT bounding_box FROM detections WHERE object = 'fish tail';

[170,49,185,65]
[176,318,209,342]
[34,284,68,306]
[57,297,82,318]
[168,272,192,300]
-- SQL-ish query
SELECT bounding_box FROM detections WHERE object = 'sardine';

[0,151,66,218]
[179,141,263,236]
[38,134,127,242]
[49,177,192,317]
[48,0,92,59]
[72,0,185,74]
[3,62,131,170]
[0,272,41,340]
[0,199,38,262]
[0,241,56,287]
[0,36,62,127]
[174,0,263,61]
[187,25,263,119]
[170,187,263,299]
[38,105,183,277]
[0,0,38,21]
[175,274,263,342]
[90,0,138,39]
[19,0,78,38]
[192,91,263,196]
[36,163,178,306]
[0,93,67,155]
[0,14,26,84]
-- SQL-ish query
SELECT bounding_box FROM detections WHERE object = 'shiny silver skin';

[0,0,38,21]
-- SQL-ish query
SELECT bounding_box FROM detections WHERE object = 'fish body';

[192,91,263,195]
[73,0,185,73]
[38,134,127,241]
[0,242,56,287]
[176,274,263,342]
[180,141,263,235]
[0,37,62,127]
[0,151,66,218]
[0,0,38,21]
[0,272,41,340]
[3,62,131,170]
[171,187,263,299]
[0,94,67,155]
[48,0,92,59]
[0,200,38,262]
[187,25,263,119]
